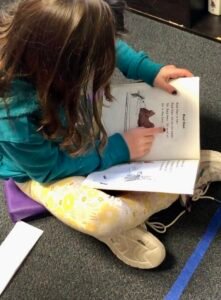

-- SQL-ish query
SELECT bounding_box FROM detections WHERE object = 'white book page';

[83,159,199,195]
[102,77,200,161]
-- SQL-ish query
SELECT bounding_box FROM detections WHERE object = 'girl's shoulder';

[0,78,39,119]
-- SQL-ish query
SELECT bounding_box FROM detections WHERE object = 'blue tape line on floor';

[164,206,221,300]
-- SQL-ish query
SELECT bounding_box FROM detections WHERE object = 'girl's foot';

[99,225,165,269]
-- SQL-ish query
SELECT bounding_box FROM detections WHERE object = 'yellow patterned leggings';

[16,177,179,239]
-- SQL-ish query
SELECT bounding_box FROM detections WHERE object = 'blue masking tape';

[164,206,221,300]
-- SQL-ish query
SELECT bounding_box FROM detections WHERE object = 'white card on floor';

[0,221,43,295]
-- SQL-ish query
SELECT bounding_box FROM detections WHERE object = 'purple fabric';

[3,179,48,223]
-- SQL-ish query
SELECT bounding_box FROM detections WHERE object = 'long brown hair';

[0,0,117,155]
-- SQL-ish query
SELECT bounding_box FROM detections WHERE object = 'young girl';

[0,0,204,269]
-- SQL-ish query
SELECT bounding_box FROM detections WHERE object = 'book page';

[102,77,200,161]
[83,160,199,195]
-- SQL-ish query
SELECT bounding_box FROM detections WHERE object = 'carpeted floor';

[0,3,221,299]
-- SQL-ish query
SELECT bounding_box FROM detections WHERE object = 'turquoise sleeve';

[1,133,130,183]
[116,39,164,86]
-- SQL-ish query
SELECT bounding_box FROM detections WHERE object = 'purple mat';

[3,179,48,223]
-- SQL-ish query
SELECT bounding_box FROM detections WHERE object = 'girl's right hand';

[123,127,165,160]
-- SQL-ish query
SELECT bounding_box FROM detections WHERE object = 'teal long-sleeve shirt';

[0,40,163,183]
[116,40,163,85]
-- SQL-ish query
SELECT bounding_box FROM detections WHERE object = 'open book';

[84,77,200,195]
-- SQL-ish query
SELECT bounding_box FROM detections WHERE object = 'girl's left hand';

[153,65,193,94]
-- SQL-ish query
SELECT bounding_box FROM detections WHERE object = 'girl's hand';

[153,65,193,94]
[123,127,164,160]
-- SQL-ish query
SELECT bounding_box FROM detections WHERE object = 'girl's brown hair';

[0,0,117,155]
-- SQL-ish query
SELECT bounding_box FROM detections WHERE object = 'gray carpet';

[1,6,221,300]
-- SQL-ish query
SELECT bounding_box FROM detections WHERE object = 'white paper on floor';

[0,221,43,295]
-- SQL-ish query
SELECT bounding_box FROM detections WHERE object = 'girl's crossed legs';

[16,176,179,268]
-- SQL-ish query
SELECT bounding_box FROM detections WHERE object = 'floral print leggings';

[16,176,179,239]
